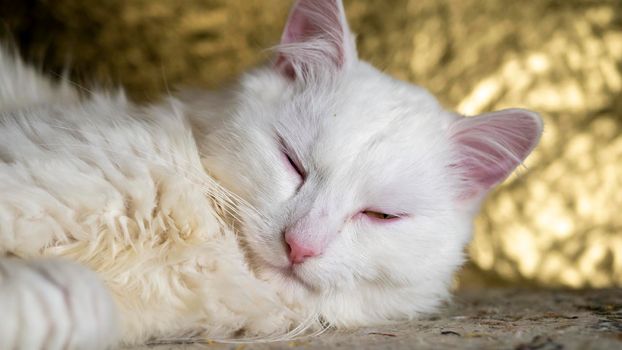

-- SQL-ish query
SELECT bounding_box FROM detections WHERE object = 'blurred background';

[1,0,620,289]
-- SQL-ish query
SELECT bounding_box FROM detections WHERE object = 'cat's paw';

[0,258,119,350]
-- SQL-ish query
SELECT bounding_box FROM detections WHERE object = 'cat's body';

[0,49,308,346]
[0,0,543,349]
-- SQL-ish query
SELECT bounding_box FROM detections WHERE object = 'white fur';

[0,49,305,347]
[0,259,118,349]
[0,0,541,348]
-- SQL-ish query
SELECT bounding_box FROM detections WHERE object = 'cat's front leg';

[0,258,119,350]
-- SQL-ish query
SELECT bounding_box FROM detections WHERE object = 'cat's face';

[202,0,541,320]
[208,63,465,289]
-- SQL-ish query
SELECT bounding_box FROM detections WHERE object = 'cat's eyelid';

[276,134,306,177]
[361,210,405,221]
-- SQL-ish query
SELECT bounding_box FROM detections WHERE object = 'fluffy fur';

[0,0,543,349]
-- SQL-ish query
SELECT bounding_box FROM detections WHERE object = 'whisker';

[47,70,96,96]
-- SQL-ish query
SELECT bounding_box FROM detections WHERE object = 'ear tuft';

[449,108,543,199]
[275,0,357,80]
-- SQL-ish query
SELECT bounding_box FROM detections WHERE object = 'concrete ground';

[129,288,622,350]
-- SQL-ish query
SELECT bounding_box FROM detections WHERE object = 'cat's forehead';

[278,64,451,150]
[295,65,451,162]
[276,65,456,205]
[319,101,451,190]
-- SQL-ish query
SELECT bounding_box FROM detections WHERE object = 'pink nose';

[285,235,319,264]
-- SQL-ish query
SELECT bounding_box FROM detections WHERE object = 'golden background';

[1,0,621,289]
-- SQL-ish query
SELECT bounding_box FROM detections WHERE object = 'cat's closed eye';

[362,210,401,221]
[284,151,304,179]
[278,136,305,180]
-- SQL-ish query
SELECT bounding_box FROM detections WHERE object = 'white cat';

[0,0,543,349]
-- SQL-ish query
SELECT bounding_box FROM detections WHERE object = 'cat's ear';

[275,0,358,80]
[449,108,543,201]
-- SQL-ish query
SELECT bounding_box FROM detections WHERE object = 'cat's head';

[202,0,542,324]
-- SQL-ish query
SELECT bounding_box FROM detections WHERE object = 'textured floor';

[128,289,622,350]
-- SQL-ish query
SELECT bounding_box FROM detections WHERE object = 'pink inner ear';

[450,109,543,199]
[275,0,356,79]
[282,0,340,45]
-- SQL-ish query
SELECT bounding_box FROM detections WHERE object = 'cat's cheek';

[240,216,291,269]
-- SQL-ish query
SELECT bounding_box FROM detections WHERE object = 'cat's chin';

[261,261,319,293]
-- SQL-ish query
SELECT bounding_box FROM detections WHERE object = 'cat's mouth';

[238,225,321,291]
[261,260,319,292]
[282,265,319,292]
